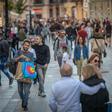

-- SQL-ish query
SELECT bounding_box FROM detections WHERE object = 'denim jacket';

[74,44,88,61]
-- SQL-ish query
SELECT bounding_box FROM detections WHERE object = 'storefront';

[32,0,84,20]
[89,0,112,19]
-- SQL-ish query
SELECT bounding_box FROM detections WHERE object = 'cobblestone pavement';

[0,41,112,112]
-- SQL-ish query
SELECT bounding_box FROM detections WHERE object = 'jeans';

[17,81,31,107]
[36,64,47,93]
[0,56,11,80]
[76,58,86,80]
[57,56,62,68]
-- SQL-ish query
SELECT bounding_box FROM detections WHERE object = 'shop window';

[56,6,59,17]
[49,8,53,17]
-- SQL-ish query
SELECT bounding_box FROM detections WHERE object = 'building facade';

[32,0,84,20]
[89,0,112,19]
[0,0,4,27]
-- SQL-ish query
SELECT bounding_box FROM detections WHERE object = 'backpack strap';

[66,38,68,45]
[55,37,68,50]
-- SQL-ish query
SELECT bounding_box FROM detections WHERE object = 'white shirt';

[62,52,70,66]
[49,77,103,112]
[80,48,83,59]
[29,48,36,59]
[85,26,93,39]
[11,27,18,34]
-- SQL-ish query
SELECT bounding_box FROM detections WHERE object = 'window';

[56,6,60,17]
[49,8,53,17]
[49,0,65,4]
[33,0,43,4]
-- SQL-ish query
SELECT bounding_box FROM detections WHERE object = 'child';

[62,46,70,66]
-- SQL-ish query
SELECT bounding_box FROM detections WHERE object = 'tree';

[15,0,27,14]
[8,0,15,11]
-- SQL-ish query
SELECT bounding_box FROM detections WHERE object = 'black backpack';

[53,37,68,50]
[0,39,9,57]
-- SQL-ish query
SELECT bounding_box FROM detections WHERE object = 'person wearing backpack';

[0,34,13,86]
[65,22,76,50]
[53,30,71,68]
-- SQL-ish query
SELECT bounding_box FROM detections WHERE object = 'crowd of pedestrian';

[0,16,111,111]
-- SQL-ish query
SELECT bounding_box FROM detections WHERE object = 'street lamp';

[29,6,32,34]
[4,0,9,39]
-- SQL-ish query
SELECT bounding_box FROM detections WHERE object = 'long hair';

[82,64,95,79]
[87,54,99,64]
[77,36,85,46]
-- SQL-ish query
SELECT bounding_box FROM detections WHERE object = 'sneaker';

[33,80,37,85]
[21,100,24,108]
[9,77,13,85]
[38,91,46,97]
[41,92,46,97]
[23,106,28,111]
[38,91,41,96]
[4,63,10,68]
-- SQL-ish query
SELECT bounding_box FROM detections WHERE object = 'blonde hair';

[82,64,95,79]
[87,54,99,64]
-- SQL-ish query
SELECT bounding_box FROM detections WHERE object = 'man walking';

[14,39,34,111]
[32,35,50,97]
[49,64,105,112]
[53,30,71,68]
[0,33,13,86]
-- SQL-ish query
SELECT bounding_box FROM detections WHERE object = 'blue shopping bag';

[22,62,37,79]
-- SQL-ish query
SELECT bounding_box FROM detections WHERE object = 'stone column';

[42,0,49,19]
[59,5,65,17]
[77,2,83,20]
[0,1,3,27]
[52,6,56,18]
[108,0,111,19]
[111,0,112,18]
[64,2,76,17]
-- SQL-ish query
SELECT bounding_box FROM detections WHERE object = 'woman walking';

[73,36,88,80]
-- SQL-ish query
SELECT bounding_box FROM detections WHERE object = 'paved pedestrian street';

[0,43,112,112]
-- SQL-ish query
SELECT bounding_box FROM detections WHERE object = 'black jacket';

[32,44,50,65]
[80,75,109,112]
[0,39,9,57]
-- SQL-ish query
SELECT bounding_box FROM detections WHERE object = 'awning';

[32,8,43,13]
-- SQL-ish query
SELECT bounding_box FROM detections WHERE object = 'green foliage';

[15,0,27,14]
[8,0,15,11]
[33,0,43,4]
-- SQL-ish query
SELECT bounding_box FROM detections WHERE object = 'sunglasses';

[94,59,100,63]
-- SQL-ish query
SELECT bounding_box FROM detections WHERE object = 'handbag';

[95,39,107,58]
[22,62,37,79]
[15,62,32,84]
[15,62,23,80]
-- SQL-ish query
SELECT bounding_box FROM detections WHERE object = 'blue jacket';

[74,44,88,61]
